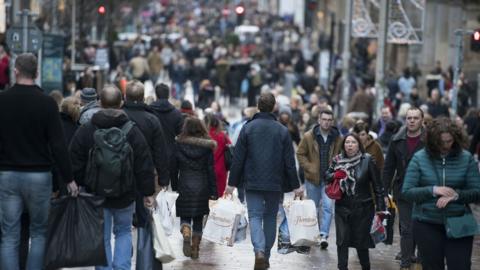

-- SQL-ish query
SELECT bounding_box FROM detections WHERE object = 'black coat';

[123,101,169,228]
[69,109,155,209]
[172,136,217,218]
[60,112,79,145]
[149,99,184,183]
[228,112,300,193]
[325,153,385,248]
[123,101,169,185]
[53,113,79,191]
[382,126,425,199]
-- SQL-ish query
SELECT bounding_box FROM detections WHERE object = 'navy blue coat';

[228,112,300,192]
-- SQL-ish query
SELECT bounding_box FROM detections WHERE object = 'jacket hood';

[91,109,129,128]
[176,136,217,159]
[150,99,176,113]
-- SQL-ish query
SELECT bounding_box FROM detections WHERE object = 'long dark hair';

[178,117,210,139]
[204,113,222,133]
[341,133,365,155]
[425,117,468,158]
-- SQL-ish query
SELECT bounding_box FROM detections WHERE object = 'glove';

[334,170,347,180]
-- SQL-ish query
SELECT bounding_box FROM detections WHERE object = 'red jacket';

[209,128,231,197]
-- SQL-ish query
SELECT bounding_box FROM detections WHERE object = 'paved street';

[163,209,480,270]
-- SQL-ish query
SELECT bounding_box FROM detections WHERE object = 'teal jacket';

[402,149,480,224]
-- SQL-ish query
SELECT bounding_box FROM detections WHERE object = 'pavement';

[162,202,480,270]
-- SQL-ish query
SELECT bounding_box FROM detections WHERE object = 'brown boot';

[191,234,202,259]
[254,252,266,270]
[180,224,192,257]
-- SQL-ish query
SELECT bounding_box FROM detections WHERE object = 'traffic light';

[235,4,245,25]
[472,29,480,52]
[98,5,106,15]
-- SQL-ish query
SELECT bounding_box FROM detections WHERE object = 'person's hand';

[67,181,79,197]
[144,196,155,208]
[293,186,305,199]
[433,186,457,197]
[334,170,347,180]
[224,185,235,195]
[384,196,390,207]
[436,195,456,209]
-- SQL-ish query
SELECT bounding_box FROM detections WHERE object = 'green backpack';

[85,121,135,198]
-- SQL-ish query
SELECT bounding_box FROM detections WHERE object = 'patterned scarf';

[333,153,362,196]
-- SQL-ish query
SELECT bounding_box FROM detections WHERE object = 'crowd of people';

[1,52,479,270]
[0,1,480,270]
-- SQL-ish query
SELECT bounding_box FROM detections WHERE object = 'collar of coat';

[176,136,217,149]
[392,125,426,142]
[249,112,277,122]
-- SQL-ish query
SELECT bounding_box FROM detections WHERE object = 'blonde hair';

[61,97,81,122]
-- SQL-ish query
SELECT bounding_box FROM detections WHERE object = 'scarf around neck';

[333,153,362,196]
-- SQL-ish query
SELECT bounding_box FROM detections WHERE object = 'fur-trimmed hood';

[176,136,217,160]
[176,136,217,149]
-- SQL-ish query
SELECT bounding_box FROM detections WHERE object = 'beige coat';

[296,128,343,185]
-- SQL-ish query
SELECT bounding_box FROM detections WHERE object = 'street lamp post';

[451,29,474,119]
[340,0,353,119]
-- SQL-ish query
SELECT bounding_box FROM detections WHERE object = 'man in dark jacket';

[123,80,169,270]
[149,83,184,186]
[383,107,425,270]
[0,53,78,269]
[225,93,302,270]
[70,85,155,269]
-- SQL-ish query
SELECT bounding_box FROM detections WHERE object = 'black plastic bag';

[383,206,396,245]
[44,194,107,269]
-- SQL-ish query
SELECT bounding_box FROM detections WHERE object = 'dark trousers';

[337,246,370,270]
[397,198,416,267]
[413,220,473,270]
[136,218,162,270]
[180,216,204,234]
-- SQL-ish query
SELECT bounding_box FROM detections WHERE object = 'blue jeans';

[0,171,52,270]
[245,190,281,259]
[278,204,290,244]
[136,218,162,270]
[96,203,135,270]
[305,181,333,238]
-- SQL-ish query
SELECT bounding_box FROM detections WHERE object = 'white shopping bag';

[203,195,246,246]
[284,199,321,246]
[152,208,176,263]
[155,190,179,236]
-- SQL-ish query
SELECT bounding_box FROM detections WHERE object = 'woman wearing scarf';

[325,134,386,270]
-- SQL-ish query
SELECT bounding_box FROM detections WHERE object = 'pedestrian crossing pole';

[451,29,474,120]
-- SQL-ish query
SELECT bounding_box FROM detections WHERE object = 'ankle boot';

[254,252,266,270]
[191,234,202,259]
[180,224,192,257]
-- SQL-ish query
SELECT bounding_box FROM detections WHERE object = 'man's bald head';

[125,80,144,102]
[100,84,123,109]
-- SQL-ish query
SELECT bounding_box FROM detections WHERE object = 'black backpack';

[85,121,135,198]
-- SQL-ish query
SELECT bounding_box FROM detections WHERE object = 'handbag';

[429,159,479,239]
[325,178,342,200]
[445,212,478,239]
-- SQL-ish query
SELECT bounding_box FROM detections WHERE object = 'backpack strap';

[121,121,135,136]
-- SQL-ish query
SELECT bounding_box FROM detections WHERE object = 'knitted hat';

[80,88,97,104]
[279,105,292,117]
